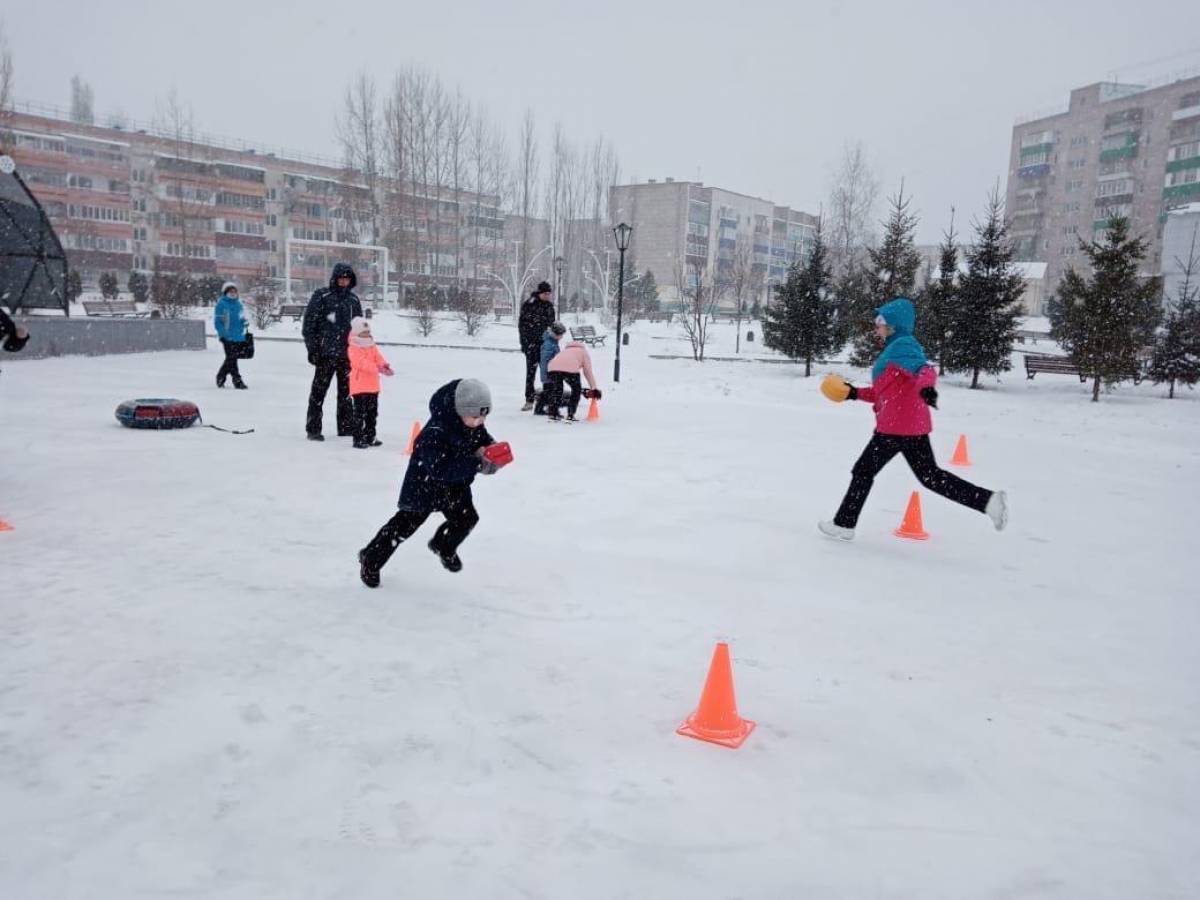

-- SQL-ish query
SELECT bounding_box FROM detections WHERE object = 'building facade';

[1005,74,1200,297]
[608,179,818,310]
[4,105,504,302]
[1162,202,1200,306]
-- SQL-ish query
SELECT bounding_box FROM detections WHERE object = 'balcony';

[1165,155,1200,174]
[1164,182,1200,203]
[1017,163,1052,179]
[1020,142,1055,159]
[1172,105,1200,122]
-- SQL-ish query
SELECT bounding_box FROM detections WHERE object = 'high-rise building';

[3,103,503,300]
[608,179,818,309]
[1005,74,1200,304]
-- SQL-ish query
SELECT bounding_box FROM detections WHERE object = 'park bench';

[83,300,147,318]
[1024,353,1085,381]
[570,325,607,346]
[272,304,372,322]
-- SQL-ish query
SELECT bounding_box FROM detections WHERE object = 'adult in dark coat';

[358,379,498,587]
[302,263,363,440]
[517,281,555,409]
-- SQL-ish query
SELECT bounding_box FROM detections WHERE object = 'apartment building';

[1005,73,1200,297]
[608,179,818,309]
[4,104,503,300]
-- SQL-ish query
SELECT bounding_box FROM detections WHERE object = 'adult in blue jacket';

[358,379,498,586]
[213,282,248,389]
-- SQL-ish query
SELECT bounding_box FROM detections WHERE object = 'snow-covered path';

[0,338,1197,899]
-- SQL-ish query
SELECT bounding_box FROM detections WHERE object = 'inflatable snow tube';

[115,398,201,430]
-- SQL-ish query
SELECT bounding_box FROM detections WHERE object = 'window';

[1068,157,1088,170]
[214,191,265,210]
[20,167,68,188]
[1061,201,1081,213]
[1065,179,1084,192]
[1169,140,1200,162]
[1061,225,1078,235]
[222,218,265,236]
[1070,135,1088,147]
[161,242,213,258]
[69,234,129,253]
[266,213,278,227]
[68,174,94,189]
[133,227,148,241]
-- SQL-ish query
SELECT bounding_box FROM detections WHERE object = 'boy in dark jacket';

[358,379,506,587]
[303,263,363,440]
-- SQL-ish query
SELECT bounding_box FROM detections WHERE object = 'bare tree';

[411,287,438,337]
[445,89,471,292]
[70,74,94,125]
[247,265,278,330]
[336,73,383,245]
[826,141,880,276]
[515,109,539,279]
[0,23,14,148]
[452,288,490,336]
[728,237,762,353]
[154,89,211,306]
[676,258,722,361]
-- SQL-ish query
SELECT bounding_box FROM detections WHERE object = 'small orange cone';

[950,434,971,467]
[677,642,756,749]
[586,397,600,422]
[0,519,13,532]
[894,491,930,541]
[404,421,421,455]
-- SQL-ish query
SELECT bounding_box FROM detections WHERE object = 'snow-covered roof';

[1013,261,1047,279]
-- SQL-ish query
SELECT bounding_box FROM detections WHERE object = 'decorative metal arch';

[0,154,70,315]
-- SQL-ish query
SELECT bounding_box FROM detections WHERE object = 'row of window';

[68,203,131,223]
[161,242,213,258]
[67,234,130,253]
[222,218,265,236]
[1166,168,1199,187]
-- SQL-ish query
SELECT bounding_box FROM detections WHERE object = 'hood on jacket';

[329,263,358,290]
[221,281,239,297]
[876,297,916,336]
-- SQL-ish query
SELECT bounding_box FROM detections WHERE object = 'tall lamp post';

[612,222,632,383]
[553,255,565,316]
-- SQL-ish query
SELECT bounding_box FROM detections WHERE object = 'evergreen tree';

[915,215,960,374]
[943,188,1025,388]
[98,271,119,300]
[127,270,149,305]
[762,224,836,376]
[65,269,83,304]
[850,184,921,366]
[1048,215,1162,402]
[1148,228,1200,398]
[638,269,661,318]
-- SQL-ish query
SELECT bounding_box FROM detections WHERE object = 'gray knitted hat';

[454,379,492,418]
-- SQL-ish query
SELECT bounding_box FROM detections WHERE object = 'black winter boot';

[427,538,463,573]
[358,550,380,588]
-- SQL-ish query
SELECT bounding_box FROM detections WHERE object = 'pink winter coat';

[347,338,391,396]
[547,341,598,389]
[856,363,936,436]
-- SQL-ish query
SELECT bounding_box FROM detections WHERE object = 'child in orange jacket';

[347,316,393,448]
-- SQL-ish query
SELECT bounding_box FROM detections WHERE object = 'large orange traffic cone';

[677,642,756,749]
[950,434,971,467]
[894,491,930,541]
[0,518,13,532]
[404,421,421,456]
[586,396,600,422]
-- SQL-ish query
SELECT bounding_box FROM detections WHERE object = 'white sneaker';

[986,490,1009,532]
[818,520,855,542]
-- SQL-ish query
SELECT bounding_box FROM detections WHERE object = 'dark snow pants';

[833,433,993,529]
[307,357,353,436]
[217,339,243,385]
[353,392,379,444]
[545,372,582,417]
[359,487,479,572]
[523,347,541,403]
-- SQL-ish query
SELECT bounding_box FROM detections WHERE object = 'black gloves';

[307,351,319,366]
[920,387,938,409]
[583,388,603,400]
[846,385,858,401]
[478,458,499,475]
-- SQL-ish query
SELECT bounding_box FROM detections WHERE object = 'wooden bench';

[83,300,147,318]
[570,325,607,346]
[272,304,372,322]
[1025,354,1085,381]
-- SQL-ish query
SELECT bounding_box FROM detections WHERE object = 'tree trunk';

[971,367,980,389]
[1092,373,1101,402]
[1169,379,1175,399]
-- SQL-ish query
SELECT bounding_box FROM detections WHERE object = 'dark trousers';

[307,357,353,436]
[217,339,243,385]
[353,392,379,443]
[360,487,479,572]
[546,372,582,417]
[834,433,993,529]
[523,348,541,402]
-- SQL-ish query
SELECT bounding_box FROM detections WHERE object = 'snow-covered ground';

[1,334,1197,899]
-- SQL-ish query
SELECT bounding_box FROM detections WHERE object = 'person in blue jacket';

[533,322,565,415]
[213,282,248,389]
[358,379,503,588]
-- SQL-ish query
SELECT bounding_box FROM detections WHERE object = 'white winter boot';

[986,491,1009,532]
[818,520,855,542]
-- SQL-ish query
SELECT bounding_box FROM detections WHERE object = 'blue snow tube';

[115,398,201,429]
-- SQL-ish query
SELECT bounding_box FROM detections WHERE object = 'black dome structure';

[0,154,69,315]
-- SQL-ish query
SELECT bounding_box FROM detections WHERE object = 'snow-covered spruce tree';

[1149,226,1200,398]
[849,185,921,366]
[761,223,836,376]
[914,215,960,374]
[1048,215,1162,402]
[943,188,1024,388]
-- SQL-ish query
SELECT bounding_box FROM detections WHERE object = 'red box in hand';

[483,442,513,467]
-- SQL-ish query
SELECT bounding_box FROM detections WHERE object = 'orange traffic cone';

[0,519,12,532]
[677,642,756,749]
[894,491,930,541]
[404,421,421,456]
[586,396,600,422]
[950,434,971,467]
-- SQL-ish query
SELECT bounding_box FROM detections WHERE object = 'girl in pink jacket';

[818,298,1008,541]
[545,339,599,422]
[347,316,394,448]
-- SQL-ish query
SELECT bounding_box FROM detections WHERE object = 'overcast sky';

[6,0,1200,241]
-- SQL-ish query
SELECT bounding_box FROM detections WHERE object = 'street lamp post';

[553,255,565,317]
[612,222,632,383]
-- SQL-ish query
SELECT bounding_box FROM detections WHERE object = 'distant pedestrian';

[303,263,363,441]
[518,281,556,410]
[346,316,394,449]
[213,282,248,389]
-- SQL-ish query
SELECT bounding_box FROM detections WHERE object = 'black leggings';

[352,392,378,443]
[523,348,541,402]
[217,339,242,384]
[359,488,479,572]
[834,433,993,529]
[546,371,582,417]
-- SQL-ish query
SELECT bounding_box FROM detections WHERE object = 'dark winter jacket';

[398,380,495,513]
[1,308,29,353]
[302,264,363,360]
[518,295,556,352]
